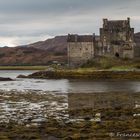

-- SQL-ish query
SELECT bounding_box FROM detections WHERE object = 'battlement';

[67,34,95,42]
[103,17,130,29]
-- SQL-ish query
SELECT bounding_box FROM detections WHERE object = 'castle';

[67,18,139,67]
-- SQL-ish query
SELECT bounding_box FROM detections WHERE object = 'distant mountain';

[21,33,140,51]
[0,36,68,66]
[0,47,67,66]
[20,36,68,55]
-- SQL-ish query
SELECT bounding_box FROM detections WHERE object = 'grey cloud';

[0,0,139,46]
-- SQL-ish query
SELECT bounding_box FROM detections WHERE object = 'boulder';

[0,77,13,81]
[17,75,27,78]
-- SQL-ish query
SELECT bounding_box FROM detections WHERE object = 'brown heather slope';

[25,33,140,51]
[0,35,68,66]
[0,47,66,66]
[22,36,68,55]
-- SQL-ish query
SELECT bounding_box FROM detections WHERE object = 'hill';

[0,36,68,66]
[0,47,66,66]
[21,36,67,55]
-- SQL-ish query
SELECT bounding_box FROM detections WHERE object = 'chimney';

[93,33,95,41]
[75,34,78,42]
[67,34,71,42]
[103,18,108,27]
[127,17,130,24]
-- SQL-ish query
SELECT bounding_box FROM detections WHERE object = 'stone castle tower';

[67,18,137,67]
[100,17,136,58]
[67,34,95,67]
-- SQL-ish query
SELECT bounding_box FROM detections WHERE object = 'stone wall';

[67,34,95,67]
[68,42,95,67]
[123,49,134,59]
[100,18,135,58]
[134,45,140,57]
[67,18,139,67]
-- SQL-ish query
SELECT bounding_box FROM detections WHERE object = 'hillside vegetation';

[81,56,140,70]
[0,47,66,66]
[17,56,140,79]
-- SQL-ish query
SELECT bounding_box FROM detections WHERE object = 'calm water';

[0,70,140,93]
[0,70,140,126]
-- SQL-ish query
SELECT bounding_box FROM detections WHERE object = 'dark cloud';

[0,0,139,46]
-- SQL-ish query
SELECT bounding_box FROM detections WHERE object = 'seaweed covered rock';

[17,70,140,80]
[17,75,28,78]
[0,77,13,81]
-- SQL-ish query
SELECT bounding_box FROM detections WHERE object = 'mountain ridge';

[0,33,139,66]
[18,36,68,55]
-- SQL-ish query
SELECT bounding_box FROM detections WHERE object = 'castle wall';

[100,18,135,58]
[134,45,140,57]
[68,41,94,67]
[123,49,134,59]
[67,18,139,67]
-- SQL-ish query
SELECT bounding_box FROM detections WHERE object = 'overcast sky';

[0,0,140,47]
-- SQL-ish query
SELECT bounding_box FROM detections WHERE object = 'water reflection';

[68,80,140,93]
[0,70,37,79]
[0,78,69,92]
[0,90,140,125]
[0,70,140,92]
[0,78,140,93]
[68,92,140,120]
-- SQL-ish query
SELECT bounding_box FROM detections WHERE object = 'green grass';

[0,66,49,70]
[110,66,136,71]
[81,56,140,70]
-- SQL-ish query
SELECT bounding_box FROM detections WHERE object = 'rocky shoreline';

[0,77,13,81]
[0,90,140,140]
[17,70,140,80]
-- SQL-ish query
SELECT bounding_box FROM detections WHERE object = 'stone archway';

[115,52,120,58]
